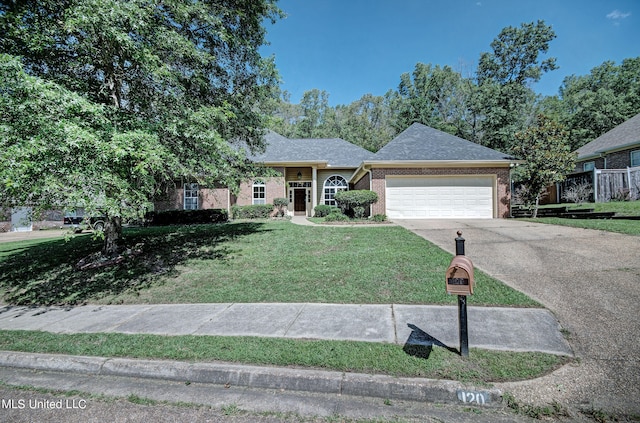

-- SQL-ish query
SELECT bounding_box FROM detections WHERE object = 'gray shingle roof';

[373,123,514,161]
[575,113,640,160]
[248,131,375,167]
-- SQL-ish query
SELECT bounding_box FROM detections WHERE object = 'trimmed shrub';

[145,209,228,226]
[273,198,288,217]
[373,214,387,222]
[334,190,378,219]
[231,204,273,219]
[325,210,349,222]
[314,204,339,217]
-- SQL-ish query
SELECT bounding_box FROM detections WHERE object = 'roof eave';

[253,160,330,168]
[349,159,520,184]
[361,160,519,168]
[576,140,640,161]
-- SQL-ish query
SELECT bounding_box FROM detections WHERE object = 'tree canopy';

[266,20,639,164]
[511,115,576,216]
[0,0,281,254]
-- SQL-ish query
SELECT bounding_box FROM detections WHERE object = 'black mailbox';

[446,255,474,295]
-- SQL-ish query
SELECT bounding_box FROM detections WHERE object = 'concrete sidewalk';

[0,302,571,410]
[0,302,571,355]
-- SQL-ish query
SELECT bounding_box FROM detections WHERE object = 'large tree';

[0,0,281,255]
[555,57,640,150]
[511,115,575,217]
[475,20,557,152]
[389,63,476,140]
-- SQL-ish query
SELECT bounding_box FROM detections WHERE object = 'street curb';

[0,351,503,407]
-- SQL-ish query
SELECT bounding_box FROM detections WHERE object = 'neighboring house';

[553,113,640,203]
[574,112,640,172]
[156,123,516,219]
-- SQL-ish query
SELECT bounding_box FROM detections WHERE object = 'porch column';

[312,166,318,216]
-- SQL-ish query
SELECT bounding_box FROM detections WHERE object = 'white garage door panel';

[386,177,494,219]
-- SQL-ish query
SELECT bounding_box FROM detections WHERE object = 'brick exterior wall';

[367,167,511,218]
[576,148,639,172]
[234,175,286,207]
[353,172,371,191]
[606,149,636,169]
[155,182,230,211]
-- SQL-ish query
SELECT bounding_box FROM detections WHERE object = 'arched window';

[323,175,348,206]
[252,179,266,204]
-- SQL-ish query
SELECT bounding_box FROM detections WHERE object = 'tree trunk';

[532,195,540,218]
[102,216,123,257]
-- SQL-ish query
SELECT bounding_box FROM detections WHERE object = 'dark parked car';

[63,214,106,233]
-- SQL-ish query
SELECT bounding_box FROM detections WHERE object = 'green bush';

[273,198,288,217]
[373,214,387,222]
[145,209,228,226]
[334,190,378,219]
[231,204,273,219]
[314,204,339,217]
[325,211,349,222]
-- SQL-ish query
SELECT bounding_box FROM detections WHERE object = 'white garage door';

[386,176,494,219]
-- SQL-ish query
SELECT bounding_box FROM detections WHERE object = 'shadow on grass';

[0,222,267,306]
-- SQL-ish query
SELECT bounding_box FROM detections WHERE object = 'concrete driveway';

[394,218,640,415]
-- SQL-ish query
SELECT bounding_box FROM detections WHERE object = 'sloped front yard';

[0,221,537,307]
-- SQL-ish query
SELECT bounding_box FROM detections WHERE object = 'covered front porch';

[283,167,352,217]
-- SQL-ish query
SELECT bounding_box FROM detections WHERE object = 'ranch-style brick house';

[155,123,517,219]
[574,112,640,172]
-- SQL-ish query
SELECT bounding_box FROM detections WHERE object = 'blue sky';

[261,0,640,106]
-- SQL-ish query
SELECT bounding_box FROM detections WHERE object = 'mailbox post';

[446,231,474,357]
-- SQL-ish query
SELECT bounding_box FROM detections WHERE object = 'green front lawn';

[540,200,640,216]
[0,221,537,307]
[533,200,640,235]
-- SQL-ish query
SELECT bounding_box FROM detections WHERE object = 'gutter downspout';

[367,167,374,217]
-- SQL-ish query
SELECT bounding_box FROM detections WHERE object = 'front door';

[294,189,306,214]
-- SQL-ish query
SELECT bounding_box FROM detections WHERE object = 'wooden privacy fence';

[594,166,640,202]
[557,166,640,203]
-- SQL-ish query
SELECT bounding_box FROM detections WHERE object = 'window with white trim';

[253,179,266,204]
[323,175,348,206]
[583,161,595,172]
[184,183,199,210]
[631,150,640,167]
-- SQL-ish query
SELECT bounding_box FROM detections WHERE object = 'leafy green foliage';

[231,204,273,219]
[313,204,338,217]
[334,190,378,218]
[0,54,170,221]
[145,209,228,226]
[0,0,282,254]
[554,57,640,150]
[373,214,387,222]
[324,210,349,222]
[512,115,576,216]
[272,197,288,217]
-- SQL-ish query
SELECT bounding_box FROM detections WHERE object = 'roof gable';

[373,123,513,161]
[576,113,640,160]
[249,131,375,168]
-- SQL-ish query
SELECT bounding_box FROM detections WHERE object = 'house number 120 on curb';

[456,389,489,405]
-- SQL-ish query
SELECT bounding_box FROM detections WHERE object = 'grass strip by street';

[0,221,538,307]
[0,330,569,383]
